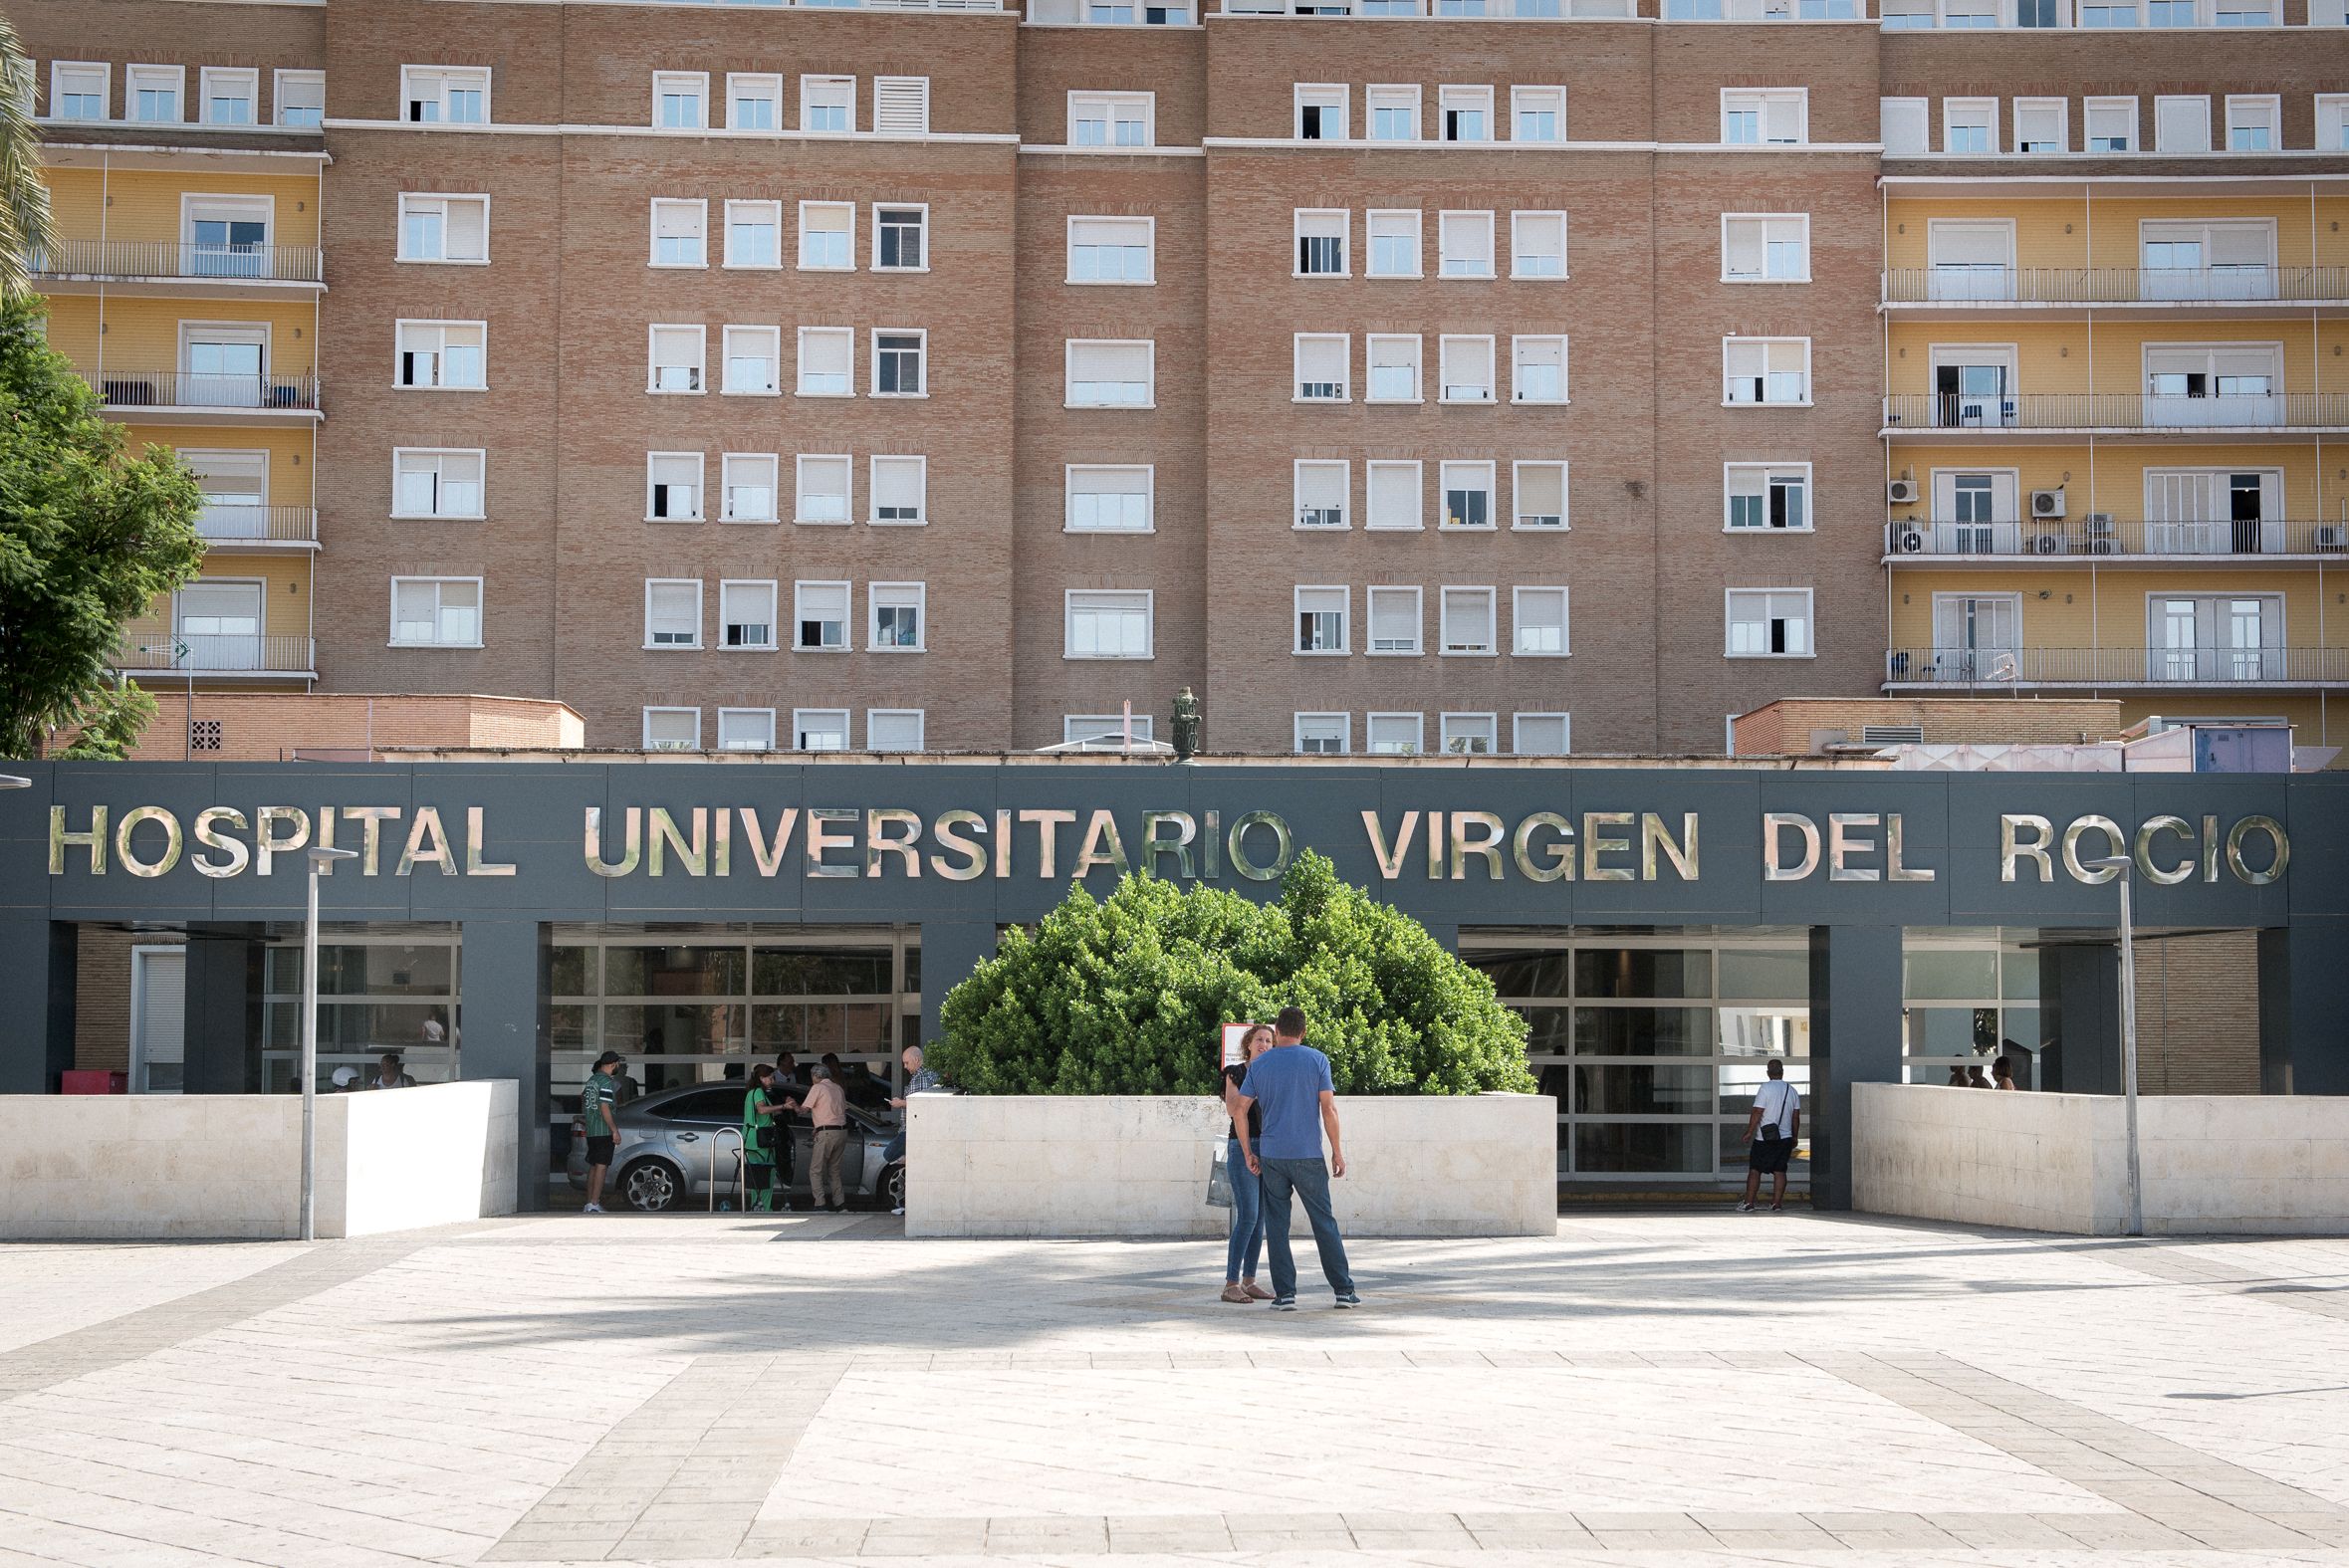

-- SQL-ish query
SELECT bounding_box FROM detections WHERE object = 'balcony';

[33,239,323,291]
[1885,516,2349,560]
[78,368,322,421]
[1882,392,2349,436]
[1884,645,2349,689]
[193,505,320,551]
[115,633,317,678]
[1884,266,2349,314]
[1215,0,1639,14]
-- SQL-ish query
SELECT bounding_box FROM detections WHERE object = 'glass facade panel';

[1575,948,1713,999]
[1575,1122,1713,1174]
[1573,1008,1714,1056]
[261,927,463,1091]
[1904,948,1998,1001]
[1718,948,1807,1001]
[1574,1063,1714,1116]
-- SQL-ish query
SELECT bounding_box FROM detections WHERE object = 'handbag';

[1205,1140,1235,1210]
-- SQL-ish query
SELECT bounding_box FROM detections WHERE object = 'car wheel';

[880,1162,905,1212]
[619,1158,688,1214]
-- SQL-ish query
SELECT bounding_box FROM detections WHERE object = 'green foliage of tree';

[0,296,205,758]
[54,681,157,760]
[933,851,1534,1096]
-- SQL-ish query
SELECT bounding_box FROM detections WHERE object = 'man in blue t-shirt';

[1232,1007,1359,1310]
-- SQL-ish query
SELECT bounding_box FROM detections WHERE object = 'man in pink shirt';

[801,1065,849,1213]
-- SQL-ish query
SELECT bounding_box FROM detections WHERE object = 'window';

[1440,337,1496,404]
[867,711,924,754]
[2146,593,2283,682]
[1069,91,1152,147]
[1294,714,1350,755]
[717,709,776,752]
[869,583,925,651]
[1511,212,1566,279]
[1366,335,1421,402]
[1366,85,1418,142]
[650,199,707,268]
[2013,99,2067,154]
[643,581,700,648]
[1294,460,1348,530]
[1511,336,1566,404]
[390,578,482,647]
[200,68,257,125]
[1366,210,1421,278]
[1068,216,1153,283]
[2317,96,2349,153]
[801,76,854,133]
[1366,713,1424,755]
[1512,86,1565,143]
[2086,97,2137,152]
[794,581,851,651]
[1726,588,1813,656]
[1943,98,1997,154]
[402,67,489,125]
[873,77,931,135]
[1295,210,1349,278]
[1295,84,1347,141]
[646,452,705,522]
[648,325,705,393]
[2155,96,2212,153]
[1366,586,1422,655]
[653,72,707,130]
[1723,214,1808,282]
[391,449,485,520]
[395,321,485,389]
[1726,463,1810,531]
[2080,1,2139,21]
[797,327,853,396]
[1440,85,1493,143]
[2145,342,2281,419]
[1064,589,1153,659]
[1064,714,1155,747]
[645,709,701,751]
[1441,714,1497,756]
[728,73,782,130]
[1066,339,1154,406]
[723,326,782,395]
[722,453,778,523]
[1514,713,1570,756]
[127,66,182,123]
[1366,461,1422,531]
[2142,220,2275,299]
[1067,466,1153,533]
[870,456,927,525]
[1513,462,1566,530]
[794,711,851,753]
[1294,586,1349,654]
[1723,90,1805,145]
[399,194,488,264]
[725,200,781,269]
[871,331,926,396]
[2225,96,2279,151]
[1438,211,1495,278]
[1724,337,1810,405]
[50,63,109,121]
[1881,97,1930,156]
[1441,462,1495,530]
[799,201,853,270]
[720,580,778,650]
[875,206,926,270]
[795,455,851,525]
[1439,586,1497,655]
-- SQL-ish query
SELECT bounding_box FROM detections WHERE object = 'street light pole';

[301,845,358,1240]
[2087,853,2143,1237]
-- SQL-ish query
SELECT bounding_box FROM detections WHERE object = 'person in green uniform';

[742,1063,793,1212]
[582,1050,624,1214]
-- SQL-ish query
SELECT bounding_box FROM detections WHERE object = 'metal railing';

[1216,0,1639,14]
[80,368,322,413]
[1884,646,2349,687]
[194,505,318,545]
[1883,392,2349,432]
[1884,266,2349,306]
[1885,517,2349,559]
[32,239,323,284]
[115,633,317,674]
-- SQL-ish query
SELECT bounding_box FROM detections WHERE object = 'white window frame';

[800,75,855,134]
[1721,213,1810,284]
[1514,713,1571,757]
[398,193,489,265]
[1065,465,1155,534]
[1294,83,1348,142]
[872,203,930,273]
[1511,85,1566,143]
[645,451,706,523]
[866,710,925,754]
[794,710,852,754]
[1439,336,1497,404]
[1723,336,1812,407]
[2013,97,2069,154]
[1365,460,1423,532]
[1293,209,1351,279]
[394,319,487,390]
[1438,585,1498,657]
[793,580,852,652]
[400,66,491,125]
[798,200,854,271]
[1067,90,1154,148]
[1725,587,1815,658]
[1293,459,1349,531]
[1438,210,1496,280]
[1062,589,1155,660]
[647,324,706,395]
[1365,209,1423,280]
[2155,95,2214,153]
[126,65,183,124]
[869,328,928,399]
[649,198,708,269]
[2316,95,2349,153]
[2085,96,2139,153]
[727,73,783,132]
[868,582,927,653]
[2224,95,2280,152]
[1439,84,1494,144]
[388,576,483,649]
[274,70,325,129]
[1294,713,1351,755]
[719,578,779,652]
[717,708,777,752]
[652,71,708,131]
[643,707,702,752]
[796,326,854,397]
[1512,460,1568,531]
[389,447,486,521]
[722,325,783,396]
[1510,211,1567,280]
[1722,88,1807,145]
[1440,461,1497,531]
[1293,585,1351,656]
[1511,336,1567,405]
[869,455,928,526]
[1066,215,1155,285]
[1724,462,1813,533]
[1365,585,1423,656]
[794,454,853,526]
[720,452,780,525]
[1365,334,1422,404]
[1365,84,1421,142]
[723,199,783,270]
[1942,97,1998,154]
[198,67,257,126]
[1365,712,1425,756]
[1065,338,1156,408]
[1881,97,1931,156]
[1440,713,1499,756]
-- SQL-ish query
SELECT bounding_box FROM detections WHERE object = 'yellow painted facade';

[1885,442,2337,524]
[1889,568,2341,649]
[119,423,318,511]
[1887,194,2349,273]
[121,553,314,655]
[1887,318,2332,397]
[40,293,319,378]
[42,166,321,248]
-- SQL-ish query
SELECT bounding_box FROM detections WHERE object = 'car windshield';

[649,1088,744,1123]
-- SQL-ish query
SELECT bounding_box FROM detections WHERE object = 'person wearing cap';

[583,1051,625,1214]
[330,1066,360,1092]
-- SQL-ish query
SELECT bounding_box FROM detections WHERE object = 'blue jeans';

[882,1131,906,1165]
[1225,1138,1265,1283]
[1257,1155,1354,1299]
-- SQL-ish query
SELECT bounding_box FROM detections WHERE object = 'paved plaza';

[3,1210,2348,1567]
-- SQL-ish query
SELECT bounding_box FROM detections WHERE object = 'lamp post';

[300,845,359,1240]
[2085,853,2143,1236]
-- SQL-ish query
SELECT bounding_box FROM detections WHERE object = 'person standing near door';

[803,1063,849,1214]
[742,1064,790,1213]
[582,1051,625,1215]
[1739,1058,1800,1215]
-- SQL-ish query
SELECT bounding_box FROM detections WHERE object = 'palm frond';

[0,13,58,301]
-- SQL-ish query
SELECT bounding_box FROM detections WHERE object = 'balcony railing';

[194,505,318,545]
[1884,266,2349,306]
[1885,646,2349,686]
[1216,0,1639,15]
[80,368,321,413]
[1883,392,2349,432]
[115,633,316,675]
[33,239,323,285]
[1886,517,2349,558]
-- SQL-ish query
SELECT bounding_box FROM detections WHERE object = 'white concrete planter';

[903,1092,1556,1238]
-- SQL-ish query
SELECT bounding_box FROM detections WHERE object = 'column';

[2044,944,2122,1096]
[0,920,77,1094]
[459,920,551,1212]
[919,922,999,1050]
[2259,920,2349,1096]
[1808,924,1904,1213]
[182,924,264,1095]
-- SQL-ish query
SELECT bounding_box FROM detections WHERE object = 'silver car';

[567,1083,904,1214]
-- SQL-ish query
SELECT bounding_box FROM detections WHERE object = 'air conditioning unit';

[2317,525,2348,552]
[2030,534,2064,556]
[2085,515,2116,535]
[1893,528,1925,554]
[1888,478,1920,505]
[2031,488,2066,519]
[2088,540,2117,556]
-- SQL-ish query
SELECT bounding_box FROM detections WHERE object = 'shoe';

[1736,1201,1758,1213]
[1221,1284,1251,1303]
[1333,1291,1362,1309]
[1270,1297,1297,1311]
[1769,1202,1785,1213]
[583,1204,603,1214]
[1242,1282,1274,1301]
[831,1204,848,1214]
[891,1206,906,1217]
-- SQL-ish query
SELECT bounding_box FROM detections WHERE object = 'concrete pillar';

[1808,924,1904,1212]
[2044,944,2122,1097]
[919,922,999,1050]
[2259,920,2349,1096]
[0,919,78,1094]
[182,924,264,1094]
[458,920,551,1212]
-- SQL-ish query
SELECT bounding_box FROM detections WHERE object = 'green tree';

[1,11,57,302]
[0,297,205,758]
[933,851,1533,1096]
